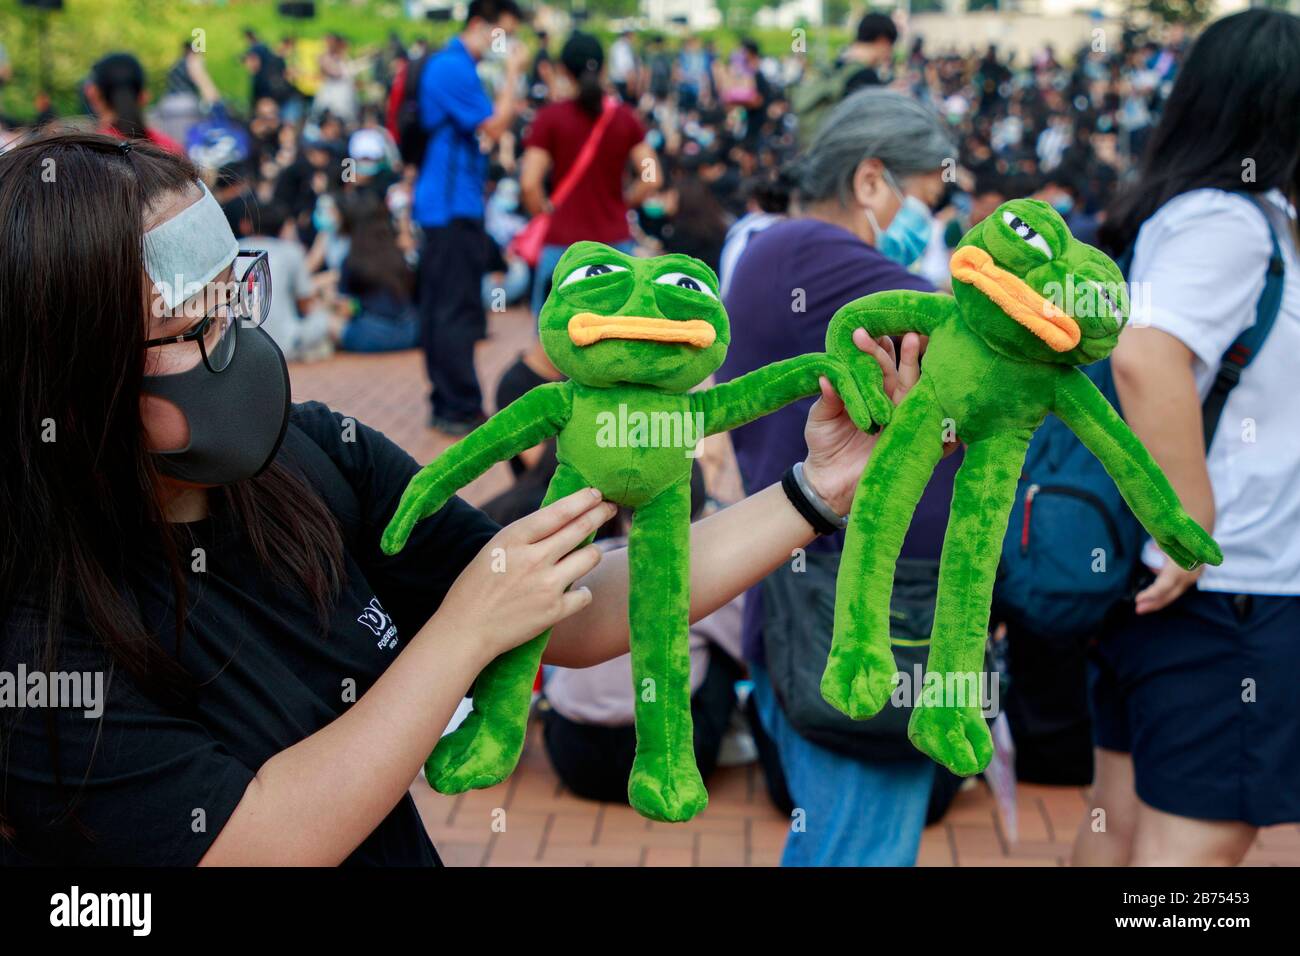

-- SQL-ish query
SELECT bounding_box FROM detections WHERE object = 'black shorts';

[1088,589,1300,826]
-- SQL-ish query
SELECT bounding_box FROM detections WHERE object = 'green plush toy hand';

[823,199,1223,777]
[1149,513,1222,572]
[383,241,884,822]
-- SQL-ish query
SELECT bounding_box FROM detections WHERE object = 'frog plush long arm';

[1052,370,1214,570]
[381,381,573,549]
[823,198,1223,776]
[693,352,891,437]
[382,241,887,822]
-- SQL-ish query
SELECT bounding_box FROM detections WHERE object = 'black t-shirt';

[0,402,498,866]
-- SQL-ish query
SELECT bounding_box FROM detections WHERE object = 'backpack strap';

[1202,193,1286,449]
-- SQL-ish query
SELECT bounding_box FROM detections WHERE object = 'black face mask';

[141,325,290,486]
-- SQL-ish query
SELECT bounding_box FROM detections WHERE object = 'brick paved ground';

[289,304,1300,866]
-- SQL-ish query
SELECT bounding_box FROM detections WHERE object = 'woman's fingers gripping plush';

[836,329,892,428]
[531,488,614,560]
[437,488,616,660]
[821,358,879,434]
[893,332,925,400]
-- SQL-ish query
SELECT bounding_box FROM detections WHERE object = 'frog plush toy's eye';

[654,272,717,300]
[1091,282,1124,324]
[1001,211,1053,259]
[560,263,629,287]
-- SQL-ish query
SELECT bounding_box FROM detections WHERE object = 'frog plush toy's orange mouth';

[950,246,1081,352]
[568,312,717,348]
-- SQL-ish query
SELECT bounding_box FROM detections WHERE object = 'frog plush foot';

[425,711,524,794]
[628,752,708,823]
[820,644,897,720]
[907,704,993,776]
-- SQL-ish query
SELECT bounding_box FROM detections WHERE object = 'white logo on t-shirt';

[357,597,399,651]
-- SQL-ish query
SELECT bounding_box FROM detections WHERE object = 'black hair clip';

[117,140,133,155]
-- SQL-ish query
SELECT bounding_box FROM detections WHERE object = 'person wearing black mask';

[0,130,912,865]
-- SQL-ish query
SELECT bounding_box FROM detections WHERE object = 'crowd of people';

[0,3,1297,868]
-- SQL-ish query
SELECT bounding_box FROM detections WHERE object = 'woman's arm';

[547,333,934,667]
[519,145,552,217]
[624,140,660,210]
[1110,325,1216,613]
[544,481,815,669]
[201,613,484,866]
[201,489,614,866]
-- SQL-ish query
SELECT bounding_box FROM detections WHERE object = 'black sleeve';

[0,614,255,866]
[286,402,500,643]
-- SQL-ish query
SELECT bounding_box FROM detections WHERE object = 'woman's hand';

[437,488,617,664]
[803,330,952,515]
[1135,556,1203,615]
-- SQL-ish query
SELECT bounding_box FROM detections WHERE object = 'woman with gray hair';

[718,87,964,866]
[789,88,953,257]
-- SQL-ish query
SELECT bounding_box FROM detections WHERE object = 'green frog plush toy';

[382,241,890,822]
[820,198,1223,776]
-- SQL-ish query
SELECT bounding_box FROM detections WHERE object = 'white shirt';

[718,211,781,299]
[609,38,636,83]
[1127,188,1300,595]
[249,235,312,356]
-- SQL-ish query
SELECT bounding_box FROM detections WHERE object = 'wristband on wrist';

[781,461,849,535]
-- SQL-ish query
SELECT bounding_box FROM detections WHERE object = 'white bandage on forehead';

[143,181,240,311]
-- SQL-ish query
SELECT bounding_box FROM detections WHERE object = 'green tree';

[1135,0,1216,25]
[579,0,639,19]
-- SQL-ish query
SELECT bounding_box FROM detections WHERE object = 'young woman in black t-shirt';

[0,131,916,865]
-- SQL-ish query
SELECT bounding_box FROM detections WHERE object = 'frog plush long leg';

[625,479,704,821]
[907,431,1027,774]
[425,461,595,793]
[381,382,574,793]
[821,376,950,720]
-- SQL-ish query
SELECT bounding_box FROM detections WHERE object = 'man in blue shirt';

[415,0,527,433]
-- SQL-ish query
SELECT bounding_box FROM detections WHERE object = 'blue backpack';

[993,194,1285,638]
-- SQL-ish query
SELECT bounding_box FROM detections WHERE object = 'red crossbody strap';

[548,96,620,212]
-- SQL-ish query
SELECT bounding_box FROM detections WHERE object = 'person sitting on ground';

[231,196,332,362]
[332,191,419,353]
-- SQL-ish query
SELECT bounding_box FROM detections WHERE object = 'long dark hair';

[1099,10,1300,256]
[561,31,605,118]
[89,53,149,140]
[339,190,413,302]
[0,130,345,839]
